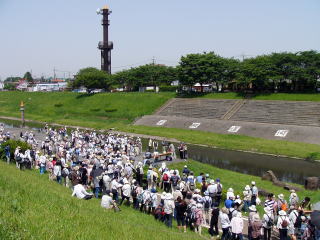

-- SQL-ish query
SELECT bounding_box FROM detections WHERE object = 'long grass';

[0,161,202,240]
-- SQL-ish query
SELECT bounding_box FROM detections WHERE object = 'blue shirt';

[225,199,234,209]
[196,175,203,183]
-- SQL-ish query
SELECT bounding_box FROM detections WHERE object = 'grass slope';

[169,160,320,213]
[0,161,201,240]
[1,92,320,159]
[0,92,175,129]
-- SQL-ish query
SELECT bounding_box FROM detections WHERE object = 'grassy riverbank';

[1,92,320,159]
[169,160,320,211]
[0,161,201,240]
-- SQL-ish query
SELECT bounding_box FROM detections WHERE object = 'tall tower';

[97,6,113,74]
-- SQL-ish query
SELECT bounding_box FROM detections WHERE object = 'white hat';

[251,181,256,185]
[228,188,234,192]
[194,189,200,193]
[278,210,287,216]
[249,205,257,212]
[197,203,203,208]
[210,180,215,185]
[184,165,187,168]
[278,194,284,200]
[245,185,250,191]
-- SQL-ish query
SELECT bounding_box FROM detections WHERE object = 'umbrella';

[310,210,320,229]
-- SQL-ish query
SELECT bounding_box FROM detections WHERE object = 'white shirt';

[101,195,114,209]
[72,184,91,199]
[122,183,131,197]
[231,216,243,234]
[220,212,231,229]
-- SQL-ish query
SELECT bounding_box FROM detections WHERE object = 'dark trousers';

[279,229,287,240]
[83,195,93,200]
[209,222,219,236]
[232,233,243,240]
[164,182,170,193]
[120,195,130,206]
[222,228,230,240]
[164,214,173,228]
[263,227,271,240]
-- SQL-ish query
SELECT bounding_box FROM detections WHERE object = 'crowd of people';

[0,123,319,240]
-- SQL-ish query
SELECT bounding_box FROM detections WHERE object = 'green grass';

[169,160,320,214]
[0,91,175,129]
[1,91,320,159]
[0,161,202,240]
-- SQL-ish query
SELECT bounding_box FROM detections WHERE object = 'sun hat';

[194,189,201,194]
[204,191,209,196]
[184,165,187,168]
[251,181,256,185]
[290,189,296,193]
[210,180,215,185]
[278,194,284,200]
[228,188,234,192]
[278,210,287,216]
[249,205,257,212]
[221,207,229,214]
[245,185,250,191]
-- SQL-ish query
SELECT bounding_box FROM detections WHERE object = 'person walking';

[231,212,244,240]
[262,207,274,240]
[163,193,175,228]
[209,205,220,238]
[251,214,263,240]
[277,210,290,240]
[220,207,231,240]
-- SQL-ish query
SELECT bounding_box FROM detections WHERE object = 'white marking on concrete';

[228,126,241,133]
[189,123,201,129]
[275,130,289,137]
[156,120,167,126]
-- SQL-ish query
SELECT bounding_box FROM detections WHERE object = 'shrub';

[159,85,178,92]
[0,140,31,161]
[54,103,63,107]
[105,108,117,113]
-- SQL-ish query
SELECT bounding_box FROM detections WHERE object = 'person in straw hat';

[251,214,263,240]
[248,205,258,240]
[230,212,244,240]
[277,193,288,213]
[243,185,252,212]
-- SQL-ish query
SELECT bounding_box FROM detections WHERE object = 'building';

[32,82,67,92]
[16,80,28,91]
[0,81,4,90]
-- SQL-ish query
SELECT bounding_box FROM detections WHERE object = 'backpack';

[217,184,222,195]
[204,197,210,209]
[281,217,289,228]
[187,206,196,223]
[266,214,274,228]
[61,168,69,178]
[281,202,287,211]
[171,176,179,186]
[189,181,195,191]
[137,193,144,203]
[131,187,137,198]
[228,209,235,221]
[163,173,169,182]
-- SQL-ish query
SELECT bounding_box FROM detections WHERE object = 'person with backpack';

[262,207,274,240]
[170,171,180,192]
[203,191,212,226]
[187,172,196,192]
[215,178,223,206]
[249,205,258,240]
[243,185,252,212]
[61,164,70,187]
[179,180,188,199]
[162,170,171,193]
[289,190,299,207]
[251,214,263,240]
[194,203,203,235]
[251,181,258,206]
[120,178,131,206]
[277,194,288,214]
[277,210,290,240]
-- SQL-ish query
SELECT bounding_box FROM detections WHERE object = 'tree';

[4,83,16,91]
[23,72,33,84]
[73,67,111,92]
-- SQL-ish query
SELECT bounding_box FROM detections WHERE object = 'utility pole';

[53,67,56,82]
[152,56,156,65]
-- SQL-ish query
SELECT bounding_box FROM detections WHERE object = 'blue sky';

[0,0,319,79]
